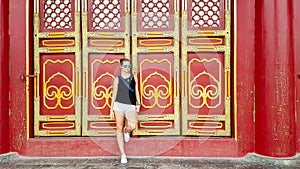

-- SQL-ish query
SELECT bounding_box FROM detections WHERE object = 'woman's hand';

[135,105,140,112]
[110,109,115,120]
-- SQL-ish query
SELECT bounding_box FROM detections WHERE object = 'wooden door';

[131,0,180,135]
[33,0,81,136]
[81,0,130,136]
[33,0,232,137]
[181,0,231,136]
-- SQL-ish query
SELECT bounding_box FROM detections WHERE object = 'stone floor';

[0,153,299,169]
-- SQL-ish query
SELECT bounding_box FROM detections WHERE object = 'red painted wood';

[9,0,27,152]
[255,0,296,157]
[236,0,255,156]
[294,0,300,152]
[20,138,238,157]
[0,0,10,154]
[8,0,258,157]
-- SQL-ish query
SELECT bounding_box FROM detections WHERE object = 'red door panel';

[34,0,81,136]
[82,0,130,136]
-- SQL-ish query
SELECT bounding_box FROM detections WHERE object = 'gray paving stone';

[0,153,299,169]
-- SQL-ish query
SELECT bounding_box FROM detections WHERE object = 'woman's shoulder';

[132,73,138,79]
[113,76,119,83]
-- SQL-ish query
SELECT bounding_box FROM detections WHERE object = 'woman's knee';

[127,123,136,131]
[116,125,124,133]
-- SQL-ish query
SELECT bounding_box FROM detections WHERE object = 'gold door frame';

[81,0,131,136]
[181,0,231,136]
[131,0,180,135]
[33,0,82,136]
[32,0,233,137]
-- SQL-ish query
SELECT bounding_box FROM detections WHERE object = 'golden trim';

[234,0,238,141]
[34,73,37,98]
[189,121,223,129]
[125,0,128,13]
[227,71,230,97]
[84,71,87,98]
[84,0,87,12]
[49,116,66,121]
[48,47,65,53]
[147,32,163,36]
[197,131,216,136]
[98,32,114,38]
[97,116,113,120]
[90,122,116,129]
[133,0,136,12]
[174,70,178,97]
[42,39,75,47]
[189,38,223,45]
[183,70,187,97]
[76,71,79,97]
[90,39,124,47]
[198,30,215,36]
[147,130,164,134]
[139,39,173,47]
[49,131,66,136]
[37,0,39,13]
[147,47,164,52]
[42,122,75,129]
[197,46,215,49]
[98,48,115,51]
[48,32,65,38]
[37,73,40,97]
[75,0,78,12]
[140,121,173,129]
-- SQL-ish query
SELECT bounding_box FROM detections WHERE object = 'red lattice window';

[42,0,74,31]
[90,0,124,31]
[141,0,170,29]
[188,0,224,30]
[137,0,174,31]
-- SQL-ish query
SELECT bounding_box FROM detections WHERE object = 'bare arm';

[110,77,119,119]
[134,73,141,112]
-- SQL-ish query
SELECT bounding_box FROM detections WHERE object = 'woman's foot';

[124,127,130,142]
[121,155,127,163]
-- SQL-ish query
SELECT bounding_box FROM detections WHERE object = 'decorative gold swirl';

[44,72,74,109]
[188,58,221,108]
[140,59,173,109]
[91,59,120,109]
[92,72,115,109]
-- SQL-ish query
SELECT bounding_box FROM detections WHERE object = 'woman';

[110,58,141,163]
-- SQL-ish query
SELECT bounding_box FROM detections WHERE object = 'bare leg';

[115,111,126,156]
[125,111,137,132]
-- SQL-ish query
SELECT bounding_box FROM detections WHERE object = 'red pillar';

[255,0,296,157]
[0,0,10,154]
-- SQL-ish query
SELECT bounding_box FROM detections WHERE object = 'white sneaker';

[124,127,130,142]
[121,155,127,164]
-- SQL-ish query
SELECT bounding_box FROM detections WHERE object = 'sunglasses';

[122,64,131,68]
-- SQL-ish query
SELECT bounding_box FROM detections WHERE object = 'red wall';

[0,0,10,154]
[236,0,255,155]
[9,0,28,152]
[8,0,256,157]
[294,0,300,152]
